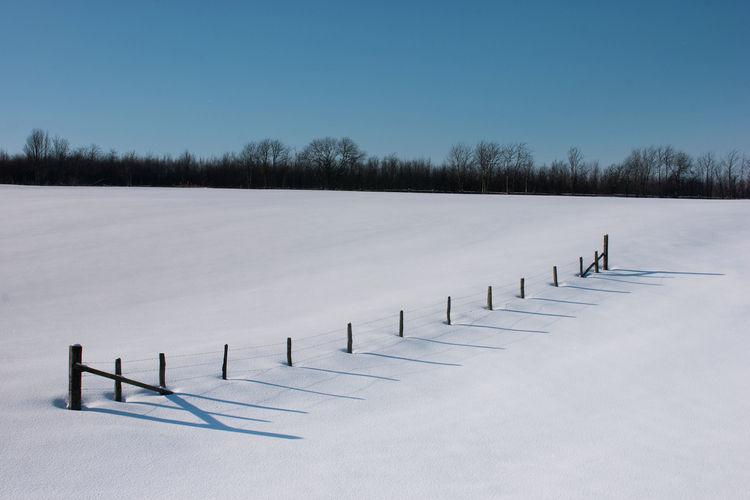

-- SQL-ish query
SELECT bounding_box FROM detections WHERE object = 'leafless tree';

[695,152,717,197]
[657,145,675,193]
[240,141,259,187]
[720,150,741,198]
[474,141,501,193]
[299,137,363,189]
[567,146,583,194]
[244,139,292,188]
[514,143,534,193]
[51,135,70,160]
[337,137,365,173]
[446,143,474,192]
[178,150,195,166]
[24,129,50,161]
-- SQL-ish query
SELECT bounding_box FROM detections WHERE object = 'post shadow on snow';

[126,400,271,423]
[589,275,663,286]
[408,337,506,350]
[605,271,675,279]
[241,379,366,401]
[177,392,308,414]
[530,297,598,306]
[83,394,302,440]
[298,366,399,382]
[497,308,576,318]
[454,323,549,334]
[359,352,462,366]
[563,285,631,294]
[611,268,724,276]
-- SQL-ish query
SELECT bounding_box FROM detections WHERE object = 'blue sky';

[1,0,748,164]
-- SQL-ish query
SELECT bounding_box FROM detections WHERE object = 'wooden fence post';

[347,323,353,354]
[487,286,493,310]
[579,256,584,277]
[286,338,293,366]
[399,310,404,337]
[222,344,228,380]
[603,234,609,270]
[446,296,451,325]
[159,353,166,388]
[68,344,82,410]
[553,266,558,287]
[520,278,525,299]
[595,251,600,273]
[114,358,122,402]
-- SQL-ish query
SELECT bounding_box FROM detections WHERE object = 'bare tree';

[297,137,365,189]
[178,150,195,166]
[446,143,474,192]
[514,143,534,193]
[498,143,515,193]
[474,141,500,194]
[720,150,741,198]
[338,137,365,172]
[669,151,691,195]
[240,141,259,187]
[267,139,291,187]
[657,145,675,194]
[24,129,50,161]
[51,135,70,160]
[250,139,291,188]
[567,146,583,194]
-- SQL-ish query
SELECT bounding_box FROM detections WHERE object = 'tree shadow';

[360,352,462,366]
[409,337,505,350]
[85,394,302,440]
[298,366,399,382]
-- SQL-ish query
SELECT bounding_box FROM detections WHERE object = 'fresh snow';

[1,185,748,498]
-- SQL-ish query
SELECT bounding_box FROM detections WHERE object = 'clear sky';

[1,0,748,164]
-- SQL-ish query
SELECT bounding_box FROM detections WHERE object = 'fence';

[67,234,610,410]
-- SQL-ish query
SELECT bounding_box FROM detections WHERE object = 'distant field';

[1,185,748,498]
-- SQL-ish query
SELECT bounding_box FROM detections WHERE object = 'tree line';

[1,129,748,198]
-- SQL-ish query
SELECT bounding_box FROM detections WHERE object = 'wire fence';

[76,249,600,399]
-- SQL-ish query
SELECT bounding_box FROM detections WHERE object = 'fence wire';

[79,250,602,397]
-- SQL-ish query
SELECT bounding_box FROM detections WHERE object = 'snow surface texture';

[1,185,748,498]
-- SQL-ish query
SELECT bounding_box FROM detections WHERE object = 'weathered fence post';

[347,323,353,354]
[446,296,451,325]
[595,251,600,273]
[520,278,525,299]
[553,266,558,287]
[579,256,584,277]
[68,344,82,410]
[114,358,122,402]
[603,234,609,270]
[487,286,493,310]
[158,353,166,388]
[221,344,228,380]
[399,310,404,337]
[286,338,293,366]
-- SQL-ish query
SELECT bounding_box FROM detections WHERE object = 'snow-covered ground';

[1,185,748,498]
